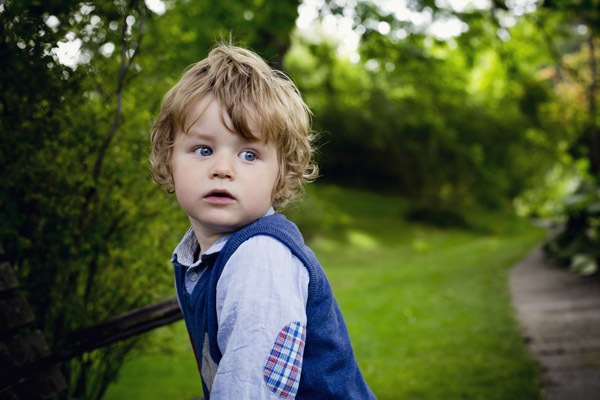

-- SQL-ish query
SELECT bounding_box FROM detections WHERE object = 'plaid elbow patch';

[263,322,306,398]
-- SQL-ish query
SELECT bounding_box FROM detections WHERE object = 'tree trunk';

[588,34,599,178]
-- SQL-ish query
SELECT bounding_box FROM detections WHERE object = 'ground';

[510,248,600,400]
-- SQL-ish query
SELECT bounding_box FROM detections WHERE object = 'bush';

[543,181,600,275]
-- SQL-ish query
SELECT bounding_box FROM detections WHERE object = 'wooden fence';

[0,248,183,399]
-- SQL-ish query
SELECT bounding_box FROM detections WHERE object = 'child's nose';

[210,154,234,180]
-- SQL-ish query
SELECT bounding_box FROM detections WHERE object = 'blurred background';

[1,0,598,399]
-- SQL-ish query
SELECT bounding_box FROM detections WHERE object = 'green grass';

[104,185,544,400]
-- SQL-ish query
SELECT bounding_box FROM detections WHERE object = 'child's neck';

[194,232,223,255]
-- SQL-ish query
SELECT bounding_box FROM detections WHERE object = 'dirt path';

[509,247,600,400]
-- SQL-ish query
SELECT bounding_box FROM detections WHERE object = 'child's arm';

[211,235,309,399]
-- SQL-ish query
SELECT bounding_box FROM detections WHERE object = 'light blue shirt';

[173,208,310,399]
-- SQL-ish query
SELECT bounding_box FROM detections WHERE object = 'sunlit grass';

[104,184,543,400]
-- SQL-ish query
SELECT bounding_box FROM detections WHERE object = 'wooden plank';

[67,307,183,353]
[11,367,67,400]
[62,296,182,359]
[0,388,20,400]
[0,331,51,374]
[68,296,181,345]
[0,297,35,332]
[0,262,20,292]
[0,253,67,399]
[2,296,182,392]
[1,294,184,399]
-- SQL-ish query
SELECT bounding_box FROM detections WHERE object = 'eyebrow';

[182,129,267,148]
[182,129,216,140]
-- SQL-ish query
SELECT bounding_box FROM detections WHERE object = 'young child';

[150,44,376,399]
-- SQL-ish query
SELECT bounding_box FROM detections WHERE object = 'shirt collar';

[172,207,275,267]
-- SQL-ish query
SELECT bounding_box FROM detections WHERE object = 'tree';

[526,0,600,274]
[1,1,179,398]
[0,0,303,398]
[285,3,561,220]
[538,0,599,179]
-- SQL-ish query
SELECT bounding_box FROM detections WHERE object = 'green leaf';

[587,201,600,214]
[569,253,598,276]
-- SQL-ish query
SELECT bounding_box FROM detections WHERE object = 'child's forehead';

[183,94,227,129]
[182,93,266,142]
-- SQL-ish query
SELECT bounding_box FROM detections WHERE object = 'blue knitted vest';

[173,213,376,399]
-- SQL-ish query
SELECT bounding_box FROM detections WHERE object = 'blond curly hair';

[150,44,318,209]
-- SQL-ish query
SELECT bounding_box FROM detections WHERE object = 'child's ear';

[166,165,175,188]
[166,175,176,194]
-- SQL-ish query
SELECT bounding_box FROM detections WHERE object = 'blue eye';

[194,146,213,157]
[240,151,256,162]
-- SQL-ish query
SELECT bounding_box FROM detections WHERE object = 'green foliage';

[544,181,600,275]
[0,0,301,398]
[285,23,558,217]
[526,1,600,275]
[541,0,600,35]
[1,1,185,398]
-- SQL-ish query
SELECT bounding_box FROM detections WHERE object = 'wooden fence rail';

[0,250,183,399]
[0,259,67,399]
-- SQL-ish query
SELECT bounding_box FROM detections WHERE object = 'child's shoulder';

[220,220,310,287]
[220,213,312,265]
[234,213,302,243]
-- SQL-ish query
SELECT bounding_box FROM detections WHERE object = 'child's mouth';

[205,190,235,203]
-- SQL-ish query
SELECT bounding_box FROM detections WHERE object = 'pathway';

[509,247,600,400]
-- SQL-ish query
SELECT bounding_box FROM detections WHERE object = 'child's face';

[170,94,279,243]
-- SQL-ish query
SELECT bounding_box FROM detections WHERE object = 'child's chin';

[200,211,265,232]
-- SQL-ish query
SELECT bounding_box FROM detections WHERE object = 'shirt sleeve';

[210,235,310,399]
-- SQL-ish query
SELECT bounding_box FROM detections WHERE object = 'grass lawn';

[104,185,544,400]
